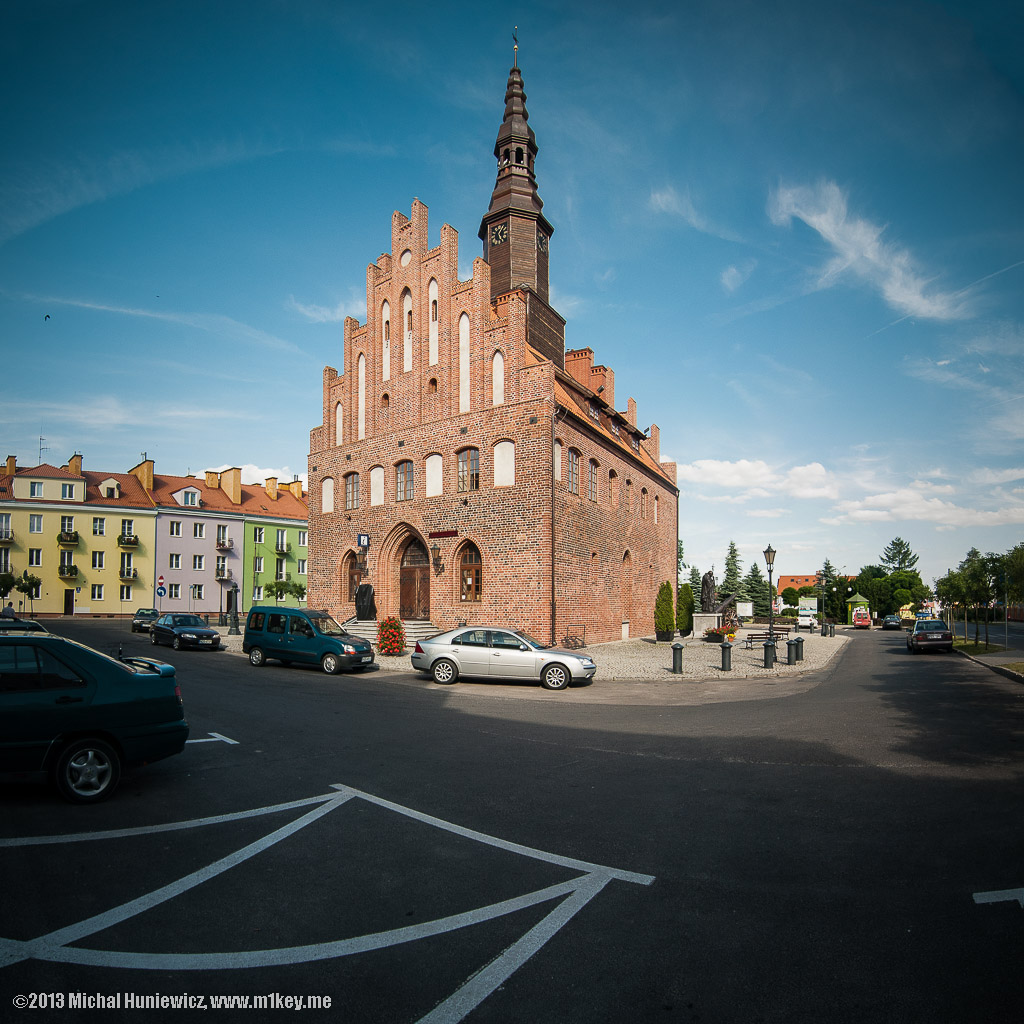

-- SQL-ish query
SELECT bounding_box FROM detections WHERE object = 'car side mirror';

[519,643,529,651]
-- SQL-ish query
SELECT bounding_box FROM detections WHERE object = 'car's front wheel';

[541,664,570,690]
[249,647,265,667]
[53,738,121,804]
[172,636,182,651]
[432,659,458,684]
[321,653,340,674]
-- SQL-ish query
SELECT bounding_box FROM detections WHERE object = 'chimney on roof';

[265,477,278,501]
[4,456,15,477]
[288,478,304,500]
[66,453,83,475]
[641,423,660,462]
[205,470,219,488]
[221,467,242,504]
[627,397,637,427]
[129,458,154,492]
[590,365,614,408]
[564,348,594,390]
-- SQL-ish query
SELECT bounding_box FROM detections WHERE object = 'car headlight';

[181,632,197,639]
[342,645,356,654]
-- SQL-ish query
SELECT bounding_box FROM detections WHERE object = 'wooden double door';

[399,540,430,620]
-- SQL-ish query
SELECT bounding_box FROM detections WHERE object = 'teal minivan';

[243,607,375,674]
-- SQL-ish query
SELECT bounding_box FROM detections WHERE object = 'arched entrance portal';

[399,539,430,620]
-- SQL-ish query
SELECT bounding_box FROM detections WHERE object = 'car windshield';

[514,631,549,650]
[174,615,205,627]
[135,609,158,616]
[309,615,346,636]
[917,620,948,630]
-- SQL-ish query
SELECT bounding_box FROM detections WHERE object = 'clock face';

[537,230,548,254]
[489,223,508,245]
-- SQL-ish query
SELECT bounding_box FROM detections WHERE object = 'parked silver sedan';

[411,627,596,690]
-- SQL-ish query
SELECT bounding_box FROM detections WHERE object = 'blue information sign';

[156,586,166,597]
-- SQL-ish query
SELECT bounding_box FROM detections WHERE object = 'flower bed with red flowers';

[377,616,406,655]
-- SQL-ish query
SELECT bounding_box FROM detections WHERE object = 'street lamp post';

[764,544,776,639]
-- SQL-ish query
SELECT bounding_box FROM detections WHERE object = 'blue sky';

[2,0,1022,588]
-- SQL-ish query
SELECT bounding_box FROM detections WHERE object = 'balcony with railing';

[58,564,79,579]
[274,541,292,554]
[57,530,79,545]
[118,567,139,581]
[274,571,292,582]
[0,528,13,544]
[117,534,139,548]
[215,567,233,581]
[216,537,234,551]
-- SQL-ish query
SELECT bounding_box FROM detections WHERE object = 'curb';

[954,648,1024,685]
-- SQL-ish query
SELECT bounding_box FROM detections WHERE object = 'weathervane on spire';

[513,25,518,68]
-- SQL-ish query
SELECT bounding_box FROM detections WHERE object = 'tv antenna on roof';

[38,435,48,463]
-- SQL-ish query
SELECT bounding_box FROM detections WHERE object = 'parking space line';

[0,790,355,969]
[186,732,239,745]
[1,781,657,1024]
[0,792,339,848]
[974,887,1024,909]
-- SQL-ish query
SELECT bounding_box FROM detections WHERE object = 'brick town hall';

[307,57,678,645]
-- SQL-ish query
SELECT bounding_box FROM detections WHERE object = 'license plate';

[928,634,943,639]
[361,654,372,662]
[200,639,214,645]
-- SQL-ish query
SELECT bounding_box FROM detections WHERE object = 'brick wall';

[309,201,678,645]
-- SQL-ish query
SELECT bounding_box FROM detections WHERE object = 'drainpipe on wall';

[550,401,558,647]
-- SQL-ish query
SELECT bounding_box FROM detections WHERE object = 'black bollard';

[672,642,683,674]
[763,640,776,669]
[786,638,798,665]
[794,635,804,662]
[720,639,732,672]
[820,623,827,637]
[829,623,835,637]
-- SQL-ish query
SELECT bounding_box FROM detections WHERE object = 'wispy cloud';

[721,260,757,293]
[649,185,742,243]
[23,293,305,356]
[287,290,367,324]
[0,140,284,246]
[768,180,965,320]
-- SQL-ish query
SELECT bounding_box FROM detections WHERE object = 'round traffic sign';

[156,586,166,597]
[158,575,165,586]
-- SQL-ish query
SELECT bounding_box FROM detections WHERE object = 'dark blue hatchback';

[0,630,189,803]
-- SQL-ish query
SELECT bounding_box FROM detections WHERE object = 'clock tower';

[479,57,564,363]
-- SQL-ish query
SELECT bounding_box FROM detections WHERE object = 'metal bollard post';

[763,640,776,669]
[720,639,732,672]
[794,635,804,661]
[786,638,798,665]
[672,642,683,674]
[820,623,827,636]
[829,623,835,637]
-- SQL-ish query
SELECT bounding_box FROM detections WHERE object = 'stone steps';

[342,618,439,650]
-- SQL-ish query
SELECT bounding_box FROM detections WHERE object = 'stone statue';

[701,571,716,613]
[355,582,377,621]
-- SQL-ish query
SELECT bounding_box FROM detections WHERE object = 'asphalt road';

[2,620,1022,1023]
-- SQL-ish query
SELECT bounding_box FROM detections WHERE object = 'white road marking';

[0,782,655,1022]
[974,888,1024,908]
[0,790,355,969]
[186,732,239,745]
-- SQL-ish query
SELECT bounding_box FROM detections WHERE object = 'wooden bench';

[741,628,791,649]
